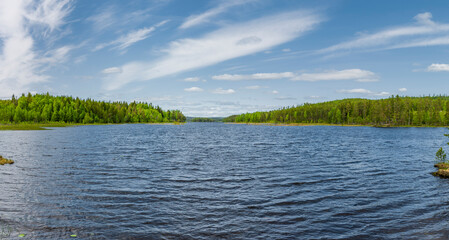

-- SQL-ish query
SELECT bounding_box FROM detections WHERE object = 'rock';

[0,156,14,165]
[435,163,449,169]
[433,169,449,178]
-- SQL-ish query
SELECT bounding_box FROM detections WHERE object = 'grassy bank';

[0,122,76,130]
[225,122,448,128]
[0,122,186,130]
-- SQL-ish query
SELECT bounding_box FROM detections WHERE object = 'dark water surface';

[1,123,449,239]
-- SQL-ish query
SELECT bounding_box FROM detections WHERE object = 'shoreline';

[0,122,185,131]
[224,122,448,128]
[1,122,446,130]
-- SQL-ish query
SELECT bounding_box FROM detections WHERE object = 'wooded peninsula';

[224,96,449,127]
[0,93,186,125]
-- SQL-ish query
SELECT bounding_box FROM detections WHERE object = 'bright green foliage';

[190,117,216,122]
[0,93,186,124]
[224,95,449,126]
[435,128,449,163]
[436,147,447,163]
[445,131,449,145]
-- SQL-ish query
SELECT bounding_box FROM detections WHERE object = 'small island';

[433,163,449,178]
[0,156,14,165]
[433,141,449,178]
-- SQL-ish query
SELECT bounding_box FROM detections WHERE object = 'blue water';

[0,123,448,239]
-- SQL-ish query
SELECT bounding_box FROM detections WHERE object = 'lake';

[0,123,448,239]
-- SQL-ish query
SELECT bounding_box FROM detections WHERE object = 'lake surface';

[1,123,449,239]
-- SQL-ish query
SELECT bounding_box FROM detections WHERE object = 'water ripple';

[0,123,448,239]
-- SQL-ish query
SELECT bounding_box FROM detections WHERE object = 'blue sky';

[1,0,449,116]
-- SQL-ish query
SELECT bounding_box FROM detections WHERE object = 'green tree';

[436,147,447,163]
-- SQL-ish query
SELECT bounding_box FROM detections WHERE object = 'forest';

[224,96,449,127]
[0,93,186,124]
[189,117,217,122]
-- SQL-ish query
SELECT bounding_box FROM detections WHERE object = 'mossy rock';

[435,163,449,169]
[0,156,14,165]
[433,169,449,178]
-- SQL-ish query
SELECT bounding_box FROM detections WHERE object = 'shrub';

[436,147,447,163]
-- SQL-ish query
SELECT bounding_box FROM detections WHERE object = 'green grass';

[226,122,448,128]
[0,122,186,130]
[0,122,75,130]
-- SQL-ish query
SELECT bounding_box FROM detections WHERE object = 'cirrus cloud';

[0,0,73,97]
[179,0,256,29]
[94,20,169,52]
[213,69,378,82]
[103,10,323,90]
[213,72,295,81]
[319,12,449,54]
[291,69,378,82]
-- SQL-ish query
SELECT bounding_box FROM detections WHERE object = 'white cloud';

[184,87,204,92]
[282,48,291,52]
[179,0,255,29]
[275,96,296,100]
[339,88,372,94]
[113,27,157,50]
[338,88,390,96]
[86,6,157,33]
[213,72,295,81]
[427,63,449,72]
[103,10,322,90]
[414,12,434,25]
[319,12,449,53]
[389,35,449,49]
[86,6,116,31]
[398,88,407,92]
[272,90,279,94]
[74,55,87,64]
[102,67,122,74]
[176,100,278,117]
[213,69,378,82]
[212,88,235,94]
[26,0,73,33]
[0,0,72,97]
[292,69,378,82]
[305,95,322,100]
[94,20,168,52]
[375,91,390,96]
[244,85,264,90]
[184,77,200,82]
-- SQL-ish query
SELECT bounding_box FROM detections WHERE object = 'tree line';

[224,96,449,126]
[189,117,217,122]
[0,93,186,124]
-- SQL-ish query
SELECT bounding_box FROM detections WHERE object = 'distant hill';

[224,95,449,127]
[186,117,224,122]
[0,93,186,124]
